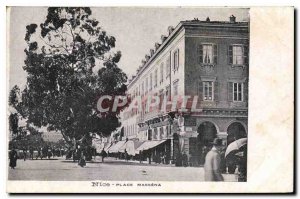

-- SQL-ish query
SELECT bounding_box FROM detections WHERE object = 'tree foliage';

[9,113,19,136]
[10,7,127,145]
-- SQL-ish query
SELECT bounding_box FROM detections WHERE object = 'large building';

[120,15,249,165]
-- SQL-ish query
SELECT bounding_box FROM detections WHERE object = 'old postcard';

[6,7,294,193]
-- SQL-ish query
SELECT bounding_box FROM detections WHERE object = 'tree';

[11,7,127,146]
[9,113,19,136]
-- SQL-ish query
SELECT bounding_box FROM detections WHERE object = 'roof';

[127,19,249,88]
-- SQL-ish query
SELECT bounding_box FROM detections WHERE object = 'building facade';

[120,16,249,165]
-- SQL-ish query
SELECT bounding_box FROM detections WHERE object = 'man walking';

[29,146,34,160]
[9,147,18,169]
[204,138,224,181]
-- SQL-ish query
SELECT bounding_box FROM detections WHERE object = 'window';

[159,89,164,109]
[166,55,171,78]
[203,81,213,101]
[198,44,217,64]
[149,73,153,91]
[166,85,171,101]
[145,78,148,94]
[233,46,243,65]
[233,82,243,101]
[160,127,164,139]
[173,80,179,96]
[160,63,164,83]
[203,45,213,64]
[141,82,144,96]
[173,49,179,71]
[138,84,141,96]
[228,45,248,65]
[154,69,158,88]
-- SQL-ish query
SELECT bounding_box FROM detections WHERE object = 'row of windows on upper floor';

[128,44,248,99]
[124,124,172,141]
[123,80,248,120]
[124,124,138,137]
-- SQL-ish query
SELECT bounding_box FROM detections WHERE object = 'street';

[8,157,207,181]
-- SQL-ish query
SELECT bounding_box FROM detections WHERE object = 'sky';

[8,7,249,89]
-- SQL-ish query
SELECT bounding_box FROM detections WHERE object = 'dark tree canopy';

[10,7,127,146]
[9,113,19,136]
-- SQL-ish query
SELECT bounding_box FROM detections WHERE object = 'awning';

[108,141,126,153]
[139,125,149,131]
[104,142,113,152]
[96,143,105,153]
[118,140,144,156]
[135,140,167,153]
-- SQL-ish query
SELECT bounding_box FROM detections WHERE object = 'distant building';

[120,15,249,165]
[42,131,64,143]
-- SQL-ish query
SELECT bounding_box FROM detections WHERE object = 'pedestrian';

[139,150,143,164]
[182,152,188,167]
[101,149,107,163]
[29,146,34,160]
[78,151,86,167]
[37,148,41,160]
[23,147,27,161]
[124,149,128,162]
[93,148,97,160]
[73,149,77,162]
[47,147,52,159]
[204,138,224,181]
[42,147,47,159]
[52,147,56,157]
[9,148,18,169]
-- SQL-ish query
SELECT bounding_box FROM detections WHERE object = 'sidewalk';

[91,156,176,167]
[90,156,238,181]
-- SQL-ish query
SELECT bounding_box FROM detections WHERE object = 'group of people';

[9,139,246,181]
[203,138,247,182]
[9,145,66,169]
[67,146,100,167]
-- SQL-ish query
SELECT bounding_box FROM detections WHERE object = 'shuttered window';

[160,63,164,83]
[198,44,217,64]
[173,49,179,71]
[228,45,248,65]
[173,80,179,96]
[166,85,171,101]
[166,55,171,78]
[145,78,148,94]
[149,73,153,91]
[154,69,158,88]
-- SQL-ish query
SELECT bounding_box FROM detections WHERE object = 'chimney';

[206,17,210,22]
[145,54,150,61]
[150,49,155,56]
[230,15,236,23]
[161,35,167,43]
[141,60,146,65]
[168,26,174,35]
[155,42,161,50]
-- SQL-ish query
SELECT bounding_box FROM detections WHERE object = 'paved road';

[8,157,206,181]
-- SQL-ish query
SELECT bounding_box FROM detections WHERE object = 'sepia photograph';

[5,5,294,193]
